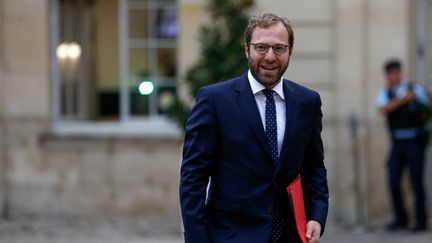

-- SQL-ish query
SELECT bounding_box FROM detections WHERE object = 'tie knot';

[262,89,275,99]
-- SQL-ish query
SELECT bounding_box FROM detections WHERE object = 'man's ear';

[288,47,293,57]
[244,43,250,59]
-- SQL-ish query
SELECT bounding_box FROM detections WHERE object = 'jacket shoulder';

[285,79,321,101]
[200,75,244,93]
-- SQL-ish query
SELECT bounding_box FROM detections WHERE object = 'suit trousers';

[387,137,427,225]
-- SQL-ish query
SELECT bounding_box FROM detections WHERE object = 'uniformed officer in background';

[376,59,429,231]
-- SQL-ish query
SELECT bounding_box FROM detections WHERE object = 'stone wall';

[0,0,181,218]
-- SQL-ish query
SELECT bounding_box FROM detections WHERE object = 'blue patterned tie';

[262,89,284,242]
[262,89,279,164]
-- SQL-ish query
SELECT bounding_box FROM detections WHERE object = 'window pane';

[156,8,178,39]
[129,48,149,77]
[55,0,123,121]
[130,90,150,116]
[128,9,149,39]
[95,0,120,120]
[129,76,154,116]
[57,0,98,120]
[158,86,177,114]
[157,48,176,77]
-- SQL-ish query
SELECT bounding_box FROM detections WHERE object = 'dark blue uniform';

[376,81,429,229]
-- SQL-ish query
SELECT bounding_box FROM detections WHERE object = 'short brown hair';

[244,12,294,47]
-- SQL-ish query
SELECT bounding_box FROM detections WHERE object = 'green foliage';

[167,0,254,130]
[418,102,432,124]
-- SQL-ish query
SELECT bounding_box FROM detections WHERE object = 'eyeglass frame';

[247,42,291,55]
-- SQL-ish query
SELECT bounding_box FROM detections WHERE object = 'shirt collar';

[247,70,285,100]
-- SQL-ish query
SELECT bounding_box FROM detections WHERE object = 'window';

[51,0,179,132]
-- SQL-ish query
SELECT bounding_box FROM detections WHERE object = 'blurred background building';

[0,0,431,229]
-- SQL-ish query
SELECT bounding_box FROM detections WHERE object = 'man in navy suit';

[180,13,329,243]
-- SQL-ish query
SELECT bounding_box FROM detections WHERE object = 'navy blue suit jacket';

[180,72,329,243]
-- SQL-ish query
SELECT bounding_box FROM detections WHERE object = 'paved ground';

[0,215,431,243]
[320,223,432,243]
[0,215,182,243]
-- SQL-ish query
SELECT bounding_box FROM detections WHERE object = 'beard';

[248,56,290,89]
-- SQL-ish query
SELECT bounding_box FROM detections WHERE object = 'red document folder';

[286,176,307,243]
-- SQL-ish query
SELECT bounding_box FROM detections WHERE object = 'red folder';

[287,175,307,243]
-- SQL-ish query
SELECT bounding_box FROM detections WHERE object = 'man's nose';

[264,47,277,61]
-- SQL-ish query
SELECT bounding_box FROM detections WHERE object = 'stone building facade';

[0,0,431,226]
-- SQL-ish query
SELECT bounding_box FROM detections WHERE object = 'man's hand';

[401,91,416,103]
[378,91,417,114]
[306,220,321,243]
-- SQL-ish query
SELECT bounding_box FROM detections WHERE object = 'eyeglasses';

[248,42,290,55]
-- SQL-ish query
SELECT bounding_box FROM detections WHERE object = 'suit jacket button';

[267,206,273,213]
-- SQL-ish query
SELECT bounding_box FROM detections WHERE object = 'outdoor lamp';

[56,42,82,82]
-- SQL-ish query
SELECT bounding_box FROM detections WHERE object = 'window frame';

[49,0,180,137]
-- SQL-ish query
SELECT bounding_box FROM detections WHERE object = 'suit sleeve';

[301,93,329,234]
[180,87,219,243]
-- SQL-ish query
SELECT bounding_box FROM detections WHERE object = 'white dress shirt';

[248,70,286,155]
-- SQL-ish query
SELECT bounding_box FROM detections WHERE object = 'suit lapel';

[235,75,300,167]
[277,80,300,175]
[235,73,273,159]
